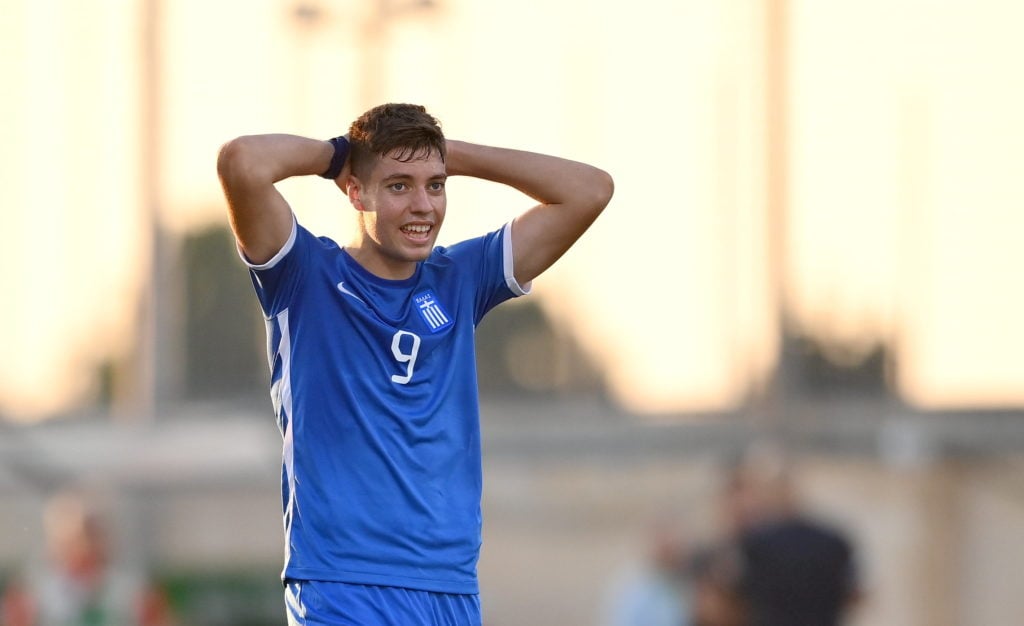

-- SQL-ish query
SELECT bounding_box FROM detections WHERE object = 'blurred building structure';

[2,394,1024,624]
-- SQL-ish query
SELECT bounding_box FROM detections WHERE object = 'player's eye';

[389,182,407,192]
[429,181,445,192]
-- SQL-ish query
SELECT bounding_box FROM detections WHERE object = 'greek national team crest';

[414,290,453,333]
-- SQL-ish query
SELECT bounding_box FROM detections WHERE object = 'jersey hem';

[502,221,532,296]
[282,567,479,595]
[236,214,298,270]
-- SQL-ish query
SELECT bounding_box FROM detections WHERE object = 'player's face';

[349,149,447,279]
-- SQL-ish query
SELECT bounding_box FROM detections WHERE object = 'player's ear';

[346,176,365,211]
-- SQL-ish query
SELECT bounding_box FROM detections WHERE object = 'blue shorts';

[284,580,482,626]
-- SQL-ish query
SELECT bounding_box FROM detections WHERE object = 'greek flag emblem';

[414,290,453,333]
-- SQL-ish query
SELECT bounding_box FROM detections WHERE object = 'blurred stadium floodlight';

[290,0,439,109]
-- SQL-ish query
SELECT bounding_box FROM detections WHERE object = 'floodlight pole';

[134,0,181,423]
[757,0,789,422]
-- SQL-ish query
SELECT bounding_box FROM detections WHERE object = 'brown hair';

[347,103,446,179]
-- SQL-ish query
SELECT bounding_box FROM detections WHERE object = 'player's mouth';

[401,223,433,241]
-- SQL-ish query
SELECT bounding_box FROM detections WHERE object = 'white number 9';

[390,330,421,384]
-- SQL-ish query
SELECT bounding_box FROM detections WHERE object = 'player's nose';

[410,186,433,213]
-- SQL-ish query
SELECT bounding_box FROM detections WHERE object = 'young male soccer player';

[216,103,613,625]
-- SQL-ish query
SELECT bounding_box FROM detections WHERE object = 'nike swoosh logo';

[337,281,366,304]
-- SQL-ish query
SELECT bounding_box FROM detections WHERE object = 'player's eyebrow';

[381,172,447,183]
[381,173,412,183]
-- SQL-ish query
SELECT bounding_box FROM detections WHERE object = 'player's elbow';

[217,136,272,187]
[585,167,615,215]
[596,168,615,205]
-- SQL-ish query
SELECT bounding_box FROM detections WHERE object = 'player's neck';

[344,240,418,281]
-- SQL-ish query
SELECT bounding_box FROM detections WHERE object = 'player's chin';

[395,243,434,263]
[402,235,439,258]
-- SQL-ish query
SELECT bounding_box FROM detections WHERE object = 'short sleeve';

[237,216,311,317]
[444,222,531,324]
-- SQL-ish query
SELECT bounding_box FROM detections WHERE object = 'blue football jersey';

[242,217,528,594]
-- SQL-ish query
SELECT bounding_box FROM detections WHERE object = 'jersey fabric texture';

[242,216,528,595]
[285,580,481,626]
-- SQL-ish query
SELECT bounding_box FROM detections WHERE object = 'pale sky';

[2,0,1023,419]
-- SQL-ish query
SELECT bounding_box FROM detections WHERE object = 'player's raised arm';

[444,140,613,286]
[217,133,343,264]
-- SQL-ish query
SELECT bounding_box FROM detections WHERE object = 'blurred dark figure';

[602,515,694,626]
[1,491,176,626]
[713,446,862,626]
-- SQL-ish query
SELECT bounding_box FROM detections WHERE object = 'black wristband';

[319,135,351,179]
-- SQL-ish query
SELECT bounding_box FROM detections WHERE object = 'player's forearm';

[444,140,613,210]
[217,133,333,187]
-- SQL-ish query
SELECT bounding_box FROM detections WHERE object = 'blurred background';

[1,0,1023,624]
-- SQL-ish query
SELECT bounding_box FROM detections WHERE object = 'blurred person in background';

[602,515,694,626]
[687,541,744,626]
[216,103,613,625]
[707,445,862,626]
[0,490,175,626]
[686,484,749,626]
